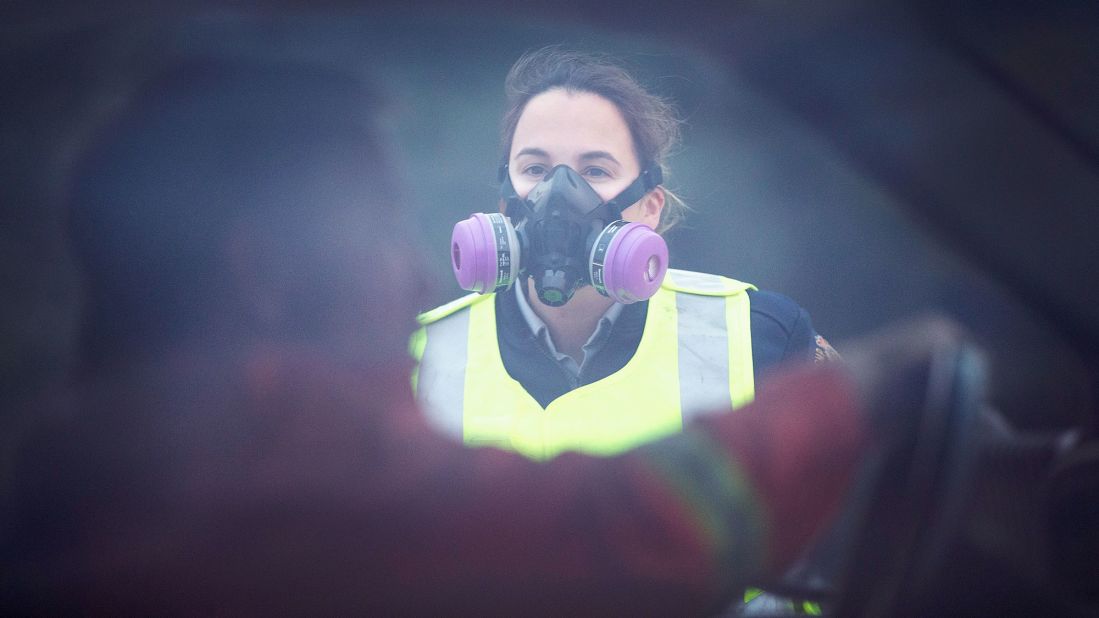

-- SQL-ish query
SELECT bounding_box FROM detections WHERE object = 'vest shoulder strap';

[417,292,495,326]
[661,268,757,297]
[418,269,754,324]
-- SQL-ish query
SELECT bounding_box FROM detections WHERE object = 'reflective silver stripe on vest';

[417,309,470,439]
[676,291,735,421]
[669,268,730,293]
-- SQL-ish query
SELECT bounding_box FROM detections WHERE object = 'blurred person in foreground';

[2,48,942,615]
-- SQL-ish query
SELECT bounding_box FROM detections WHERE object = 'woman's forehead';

[510,89,638,168]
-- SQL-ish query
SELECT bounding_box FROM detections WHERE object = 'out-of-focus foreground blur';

[2,2,1097,616]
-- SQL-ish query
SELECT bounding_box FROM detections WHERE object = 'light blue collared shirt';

[513,284,624,379]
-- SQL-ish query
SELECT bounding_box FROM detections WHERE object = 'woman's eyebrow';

[579,150,621,165]
[514,147,549,159]
[513,148,621,166]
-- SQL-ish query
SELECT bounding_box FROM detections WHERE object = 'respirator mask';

[450,163,668,306]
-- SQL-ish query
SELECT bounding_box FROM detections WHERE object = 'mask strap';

[603,164,664,218]
[498,162,663,220]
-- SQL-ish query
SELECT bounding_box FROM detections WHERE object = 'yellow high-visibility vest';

[411,269,756,460]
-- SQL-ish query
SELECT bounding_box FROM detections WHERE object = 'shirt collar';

[513,282,624,373]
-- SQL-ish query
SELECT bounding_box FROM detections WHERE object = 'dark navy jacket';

[496,287,818,408]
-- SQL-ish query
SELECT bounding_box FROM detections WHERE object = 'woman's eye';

[523,164,547,177]
[583,167,609,179]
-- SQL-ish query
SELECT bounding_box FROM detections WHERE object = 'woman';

[414,47,838,461]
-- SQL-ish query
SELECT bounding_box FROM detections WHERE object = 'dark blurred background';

[3,1,1097,440]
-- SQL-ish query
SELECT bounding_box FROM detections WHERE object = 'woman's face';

[507,88,664,228]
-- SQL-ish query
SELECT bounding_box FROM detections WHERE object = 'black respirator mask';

[450,164,668,306]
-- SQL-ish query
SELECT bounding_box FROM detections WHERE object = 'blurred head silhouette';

[69,54,427,374]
